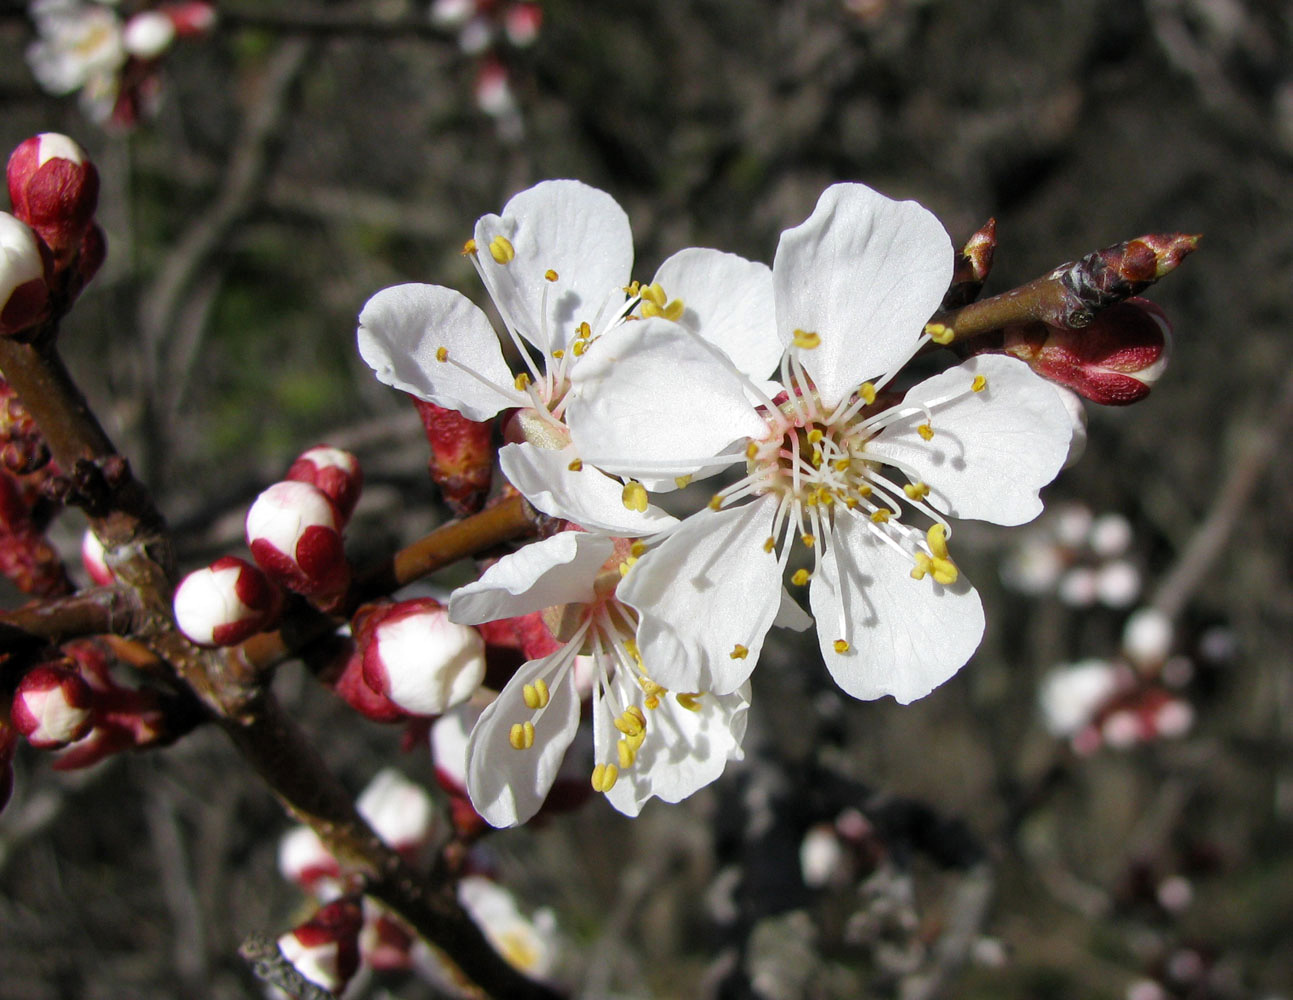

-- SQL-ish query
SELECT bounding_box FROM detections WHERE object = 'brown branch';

[0,585,141,646]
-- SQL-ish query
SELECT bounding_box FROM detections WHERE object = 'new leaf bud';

[412,397,495,515]
[0,212,51,338]
[1002,298,1171,405]
[278,897,364,995]
[12,663,95,749]
[286,445,363,523]
[246,481,349,599]
[358,599,486,716]
[6,134,99,265]
[172,556,283,646]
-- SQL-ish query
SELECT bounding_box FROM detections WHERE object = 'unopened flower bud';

[12,664,95,749]
[360,907,416,971]
[173,556,282,646]
[1003,299,1171,405]
[277,824,342,894]
[80,529,114,585]
[287,445,363,523]
[1,212,51,337]
[122,12,176,60]
[356,768,437,857]
[412,397,494,515]
[504,2,543,46]
[6,134,99,264]
[247,481,349,599]
[942,218,996,309]
[1122,607,1173,668]
[162,2,218,35]
[359,599,486,716]
[332,646,408,722]
[278,897,363,994]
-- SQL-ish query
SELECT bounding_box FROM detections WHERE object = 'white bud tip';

[375,608,485,716]
[173,563,257,645]
[357,768,436,852]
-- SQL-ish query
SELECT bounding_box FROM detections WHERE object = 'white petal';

[774,588,814,631]
[651,248,780,380]
[474,180,633,354]
[465,652,582,827]
[867,355,1073,526]
[499,442,677,536]
[617,499,782,694]
[810,513,984,703]
[358,283,522,421]
[567,317,767,478]
[773,183,953,408]
[603,676,750,818]
[449,530,615,625]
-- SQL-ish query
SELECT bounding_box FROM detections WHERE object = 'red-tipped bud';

[12,664,95,749]
[70,223,106,298]
[360,909,416,971]
[356,768,437,859]
[287,445,363,524]
[1,212,51,337]
[358,599,486,716]
[277,825,342,894]
[278,897,364,995]
[121,12,176,60]
[332,646,409,722]
[6,134,99,265]
[412,398,494,515]
[1003,298,1171,405]
[80,529,114,585]
[173,556,283,646]
[160,2,218,36]
[504,2,543,46]
[246,481,349,600]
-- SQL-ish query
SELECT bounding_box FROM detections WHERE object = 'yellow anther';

[730,644,749,660]
[792,568,811,586]
[552,348,565,359]
[910,553,931,581]
[622,481,648,512]
[644,694,660,710]
[804,491,820,508]
[833,639,850,654]
[508,721,535,750]
[545,269,559,282]
[662,299,685,320]
[675,692,703,712]
[917,422,934,441]
[625,639,642,663]
[801,533,815,548]
[626,705,646,728]
[461,238,477,255]
[568,458,583,472]
[930,558,959,586]
[618,558,636,577]
[532,677,550,708]
[708,494,724,511]
[926,523,950,560]
[924,321,955,345]
[972,374,988,393]
[641,283,667,307]
[904,481,931,500]
[514,373,531,391]
[577,321,591,338]
[435,346,449,363]
[629,540,646,558]
[572,339,588,356]
[624,280,641,296]
[614,709,645,737]
[746,441,759,459]
[833,458,852,472]
[617,740,636,769]
[807,428,824,444]
[859,382,877,405]
[792,329,821,349]
[844,496,860,509]
[763,536,776,553]
[810,450,823,468]
[855,483,873,497]
[523,683,540,709]
[871,509,892,524]
[591,763,619,792]
[674,475,693,488]
[488,235,516,264]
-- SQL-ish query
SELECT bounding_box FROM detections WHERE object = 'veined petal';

[567,317,767,478]
[866,355,1072,526]
[465,652,581,827]
[603,675,750,818]
[474,180,633,354]
[499,442,677,536]
[651,248,780,380]
[774,587,814,631]
[449,531,615,625]
[358,283,522,421]
[773,183,953,409]
[617,499,781,695]
[810,513,984,704]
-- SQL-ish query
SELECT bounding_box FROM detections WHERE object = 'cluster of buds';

[1001,501,1142,609]
[429,0,542,140]
[3,133,105,340]
[26,1,218,128]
